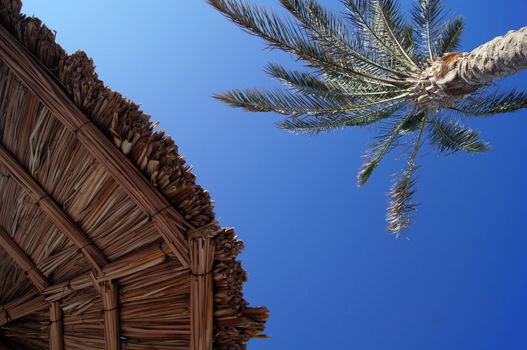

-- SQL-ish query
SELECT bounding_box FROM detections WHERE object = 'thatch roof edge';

[0,1,268,348]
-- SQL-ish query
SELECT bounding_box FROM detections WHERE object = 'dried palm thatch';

[0,1,268,349]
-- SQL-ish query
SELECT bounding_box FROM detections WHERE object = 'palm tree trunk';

[457,26,527,85]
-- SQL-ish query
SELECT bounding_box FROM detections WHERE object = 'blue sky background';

[21,1,527,349]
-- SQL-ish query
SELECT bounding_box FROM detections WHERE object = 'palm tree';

[208,0,527,235]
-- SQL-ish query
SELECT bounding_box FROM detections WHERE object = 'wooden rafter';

[45,241,175,301]
[0,144,107,274]
[0,226,65,347]
[0,226,49,292]
[1,301,64,349]
[189,225,219,350]
[0,24,190,267]
[0,241,176,325]
[0,292,47,327]
[0,144,113,347]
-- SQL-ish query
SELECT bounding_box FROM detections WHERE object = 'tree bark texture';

[457,26,527,85]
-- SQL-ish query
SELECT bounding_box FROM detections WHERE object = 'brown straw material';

[0,0,268,349]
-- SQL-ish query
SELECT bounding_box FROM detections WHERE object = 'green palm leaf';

[321,69,408,94]
[451,90,527,116]
[357,112,416,186]
[435,16,464,55]
[266,63,406,98]
[412,0,445,59]
[280,0,402,76]
[399,111,426,134]
[265,63,333,96]
[208,0,407,87]
[215,88,410,116]
[214,88,344,116]
[387,117,425,235]
[278,99,407,133]
[343,0,417,70]
[373,0,418,66]
[429,118,490,153]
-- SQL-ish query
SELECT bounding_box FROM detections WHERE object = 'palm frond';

[265,63,333,96]
[373,0,418,66]
[429,118,490,153]
[280,0,366,67]
[387,117,425,235]
[435,16,464,55]
[209,0,407,87]
[281,0,408,76]
[266,63,407,99]
[207,0,322,61]
[401,22,417,59]
[343,0,418,70]
[278,99,407,133]
[214,88,342,115]
[321,69,408,94]
[357,112,415,186]
[399,111,426,134]
[215,88,411,116]
[451,90,527,116]
[341,0,372,38]
[412,0,445,59]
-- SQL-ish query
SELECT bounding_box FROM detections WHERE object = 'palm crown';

[209,0,527,235]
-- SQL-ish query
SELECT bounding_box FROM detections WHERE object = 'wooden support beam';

[189,225,219,350]
[0,241,176,325]
[0,293,47,327]
[49,302,63,350]
[44,241,174,302]
[0,144,107,274]
[0,24,190,266]
[0,226,63,348]
[95,281,120,350]
[0,226,49,292]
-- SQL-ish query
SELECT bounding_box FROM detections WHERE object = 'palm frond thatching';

[0,1,268,349]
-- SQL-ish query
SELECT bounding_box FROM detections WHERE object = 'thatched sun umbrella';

[0,1,268,349]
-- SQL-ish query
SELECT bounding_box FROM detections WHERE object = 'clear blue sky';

[21,1,527,349]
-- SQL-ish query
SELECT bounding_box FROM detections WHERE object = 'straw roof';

[0,1,268,349]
